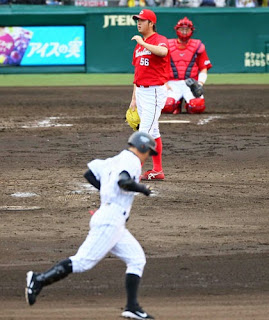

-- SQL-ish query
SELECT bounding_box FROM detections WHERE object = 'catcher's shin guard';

[173,100,182,114]
[162,97,177,114]
[36,258,73,286]
[186,98,205,114]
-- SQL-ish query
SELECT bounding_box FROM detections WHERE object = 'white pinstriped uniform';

[70,150,146,277]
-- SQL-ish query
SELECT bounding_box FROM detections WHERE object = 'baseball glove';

[126,107,140,131]
[185,78,204,98]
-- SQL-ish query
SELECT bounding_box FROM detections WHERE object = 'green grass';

[0,73,268,86]
[207,73,269,85]
[0,74,134,87]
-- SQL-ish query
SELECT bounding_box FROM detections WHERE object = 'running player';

[162,17,212,115]
[130,9,170,181]
[25,131,157,320]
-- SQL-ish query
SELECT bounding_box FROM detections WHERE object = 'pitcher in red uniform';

[162,17,212,115]
[129,9,170,181]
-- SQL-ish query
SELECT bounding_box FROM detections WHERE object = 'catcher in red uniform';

[162,17,212,115]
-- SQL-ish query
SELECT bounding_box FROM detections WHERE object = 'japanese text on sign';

[27,39,83,59]
[244,52,269,67]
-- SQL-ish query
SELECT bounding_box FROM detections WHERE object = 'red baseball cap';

[133,9,157,24]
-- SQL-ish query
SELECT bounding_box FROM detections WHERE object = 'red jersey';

[168,38,212,81]
[132,33,170,87]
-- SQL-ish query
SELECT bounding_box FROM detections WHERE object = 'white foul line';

[11,192,38,198]
[0,206,42,211]
[159,120,191,124]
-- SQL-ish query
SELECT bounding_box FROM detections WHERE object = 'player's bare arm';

[129,84,137,111]
[131,35,168,57]
[165,82,172,91]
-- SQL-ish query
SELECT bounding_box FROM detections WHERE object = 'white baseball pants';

[136,85,167,139]
[70,203,146,277]
[167,80,204,103]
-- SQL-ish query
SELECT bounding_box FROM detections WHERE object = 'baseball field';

[0,73,268,319]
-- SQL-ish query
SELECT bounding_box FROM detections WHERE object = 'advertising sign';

[0,26,85,66]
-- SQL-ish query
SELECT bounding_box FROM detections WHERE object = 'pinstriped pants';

[70,203,146,277]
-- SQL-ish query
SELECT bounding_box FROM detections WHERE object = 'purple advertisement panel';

[0,27,33,66]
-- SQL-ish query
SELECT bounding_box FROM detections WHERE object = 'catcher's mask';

[128,132,158,156]
[174,17,194,42]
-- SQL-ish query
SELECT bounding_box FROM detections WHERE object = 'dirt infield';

[0,85,269,320]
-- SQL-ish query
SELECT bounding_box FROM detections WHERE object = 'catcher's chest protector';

[169,39,204,81]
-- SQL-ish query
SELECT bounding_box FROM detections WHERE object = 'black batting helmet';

[128,132,158,156]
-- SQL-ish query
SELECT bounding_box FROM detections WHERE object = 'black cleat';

[121,304,155,319]
[25,271,42,306]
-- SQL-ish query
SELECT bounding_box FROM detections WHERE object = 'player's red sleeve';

[158,42,168,48]
[158,35,169,48]
[197,49,212,71]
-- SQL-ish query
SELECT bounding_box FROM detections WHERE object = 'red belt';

[136,84,164,88]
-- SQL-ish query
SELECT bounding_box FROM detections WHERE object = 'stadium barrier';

[0,5,269,73]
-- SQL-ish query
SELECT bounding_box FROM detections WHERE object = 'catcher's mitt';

[185,78,204,98]
[126,108,140,131]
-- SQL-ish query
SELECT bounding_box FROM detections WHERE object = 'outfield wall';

[0,5,269,74]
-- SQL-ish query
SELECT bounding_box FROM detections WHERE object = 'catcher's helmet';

[174,17,194,42]
[128,132,158,156]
